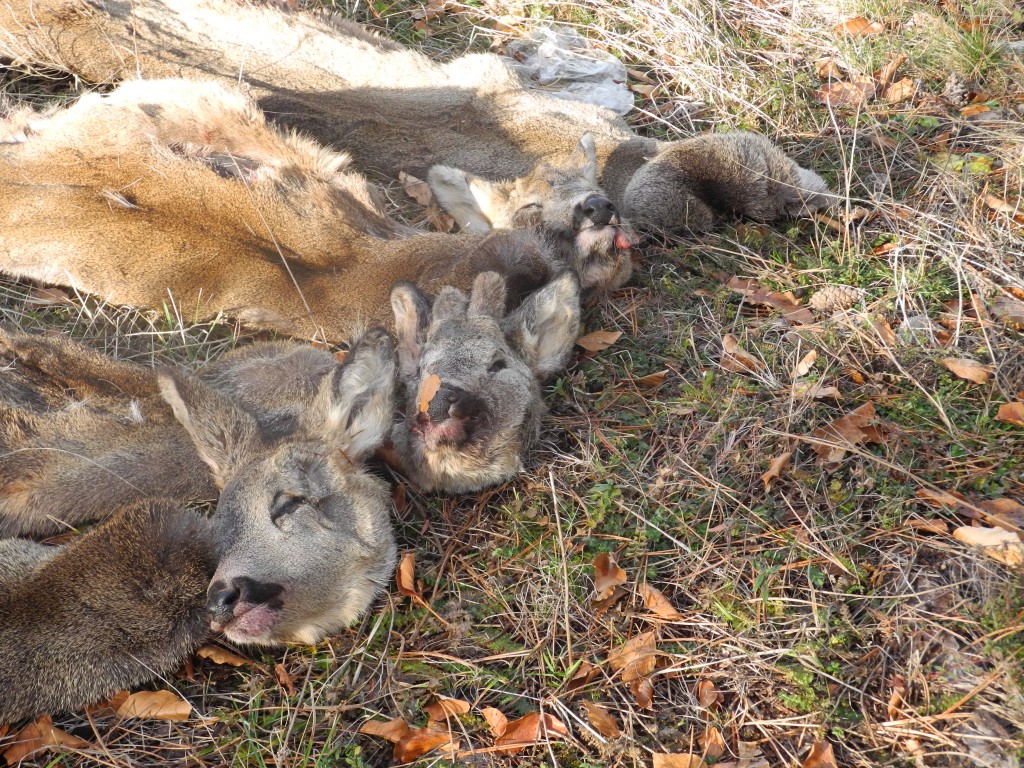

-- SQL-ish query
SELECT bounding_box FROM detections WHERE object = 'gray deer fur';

[0,328,399,721]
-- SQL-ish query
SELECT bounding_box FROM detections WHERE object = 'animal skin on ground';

[0,0,833,235]
[0,79,629,342]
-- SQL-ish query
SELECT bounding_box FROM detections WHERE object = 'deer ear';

[568,133,599,186]
[468,271,507,320]
[504,272,581,379]
[428,165,513,233]
[299,328,396,462]
[391,283,431,380]
[157,369,262,489]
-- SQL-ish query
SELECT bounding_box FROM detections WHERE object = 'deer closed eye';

[271,492,306,524]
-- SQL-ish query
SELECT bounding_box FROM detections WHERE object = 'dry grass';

[1,0,1024,766]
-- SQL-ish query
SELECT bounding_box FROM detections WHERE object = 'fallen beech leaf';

[906,517,950,535]
[916,487,969,508]
[494,712,568,755]
[399,171,435,206]
[565,661,598,696]
[990,297,1024,330]
[700,726,726,759]
[835,16,884,36]
[801,740,838,768]
[83,691,130,717]
[809,402,884,464]
[815,80,874,108]
[861,313,896,345]
[978,498,1024,528]
[396,552,423,600]
[592,584,628,615]
[393,733,454,765]
[887,676,906,721]
[727,276,816,324]
[424,696,470,721]
[961,104,990,117]
[653,755,706,768]
[633,369,669,388]
[941,357,992,384]
[630,677,654,709]
[394,729,457,763]
[815,57,845,80]
[996,402,1024,427]
[481,707,508,738]
[696,679,723,709]
[953,526,1024,566]
[1,715,90,764]
[116,690,192,721]
[884,77,915,103]
[359,717,411,743]
[196,644,251,667]
[642,584,683,620]
[607,630,658,682]
[593,552,628,601]
[793,350,817,378]
[630,83,658,98]
[418,373,442,414]
[721,333,764,374]
[791,381,841,399]
[576,330,622,352]
[582,701,621,738]
[761,451,793,490]
[983,194,1021,216]
[875,53,907,88]
[275,663,296,697]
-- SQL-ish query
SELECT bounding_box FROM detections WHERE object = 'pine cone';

[808,284,864,312]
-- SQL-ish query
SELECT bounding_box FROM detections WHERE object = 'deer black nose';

[425,384,485,423]
[207,580,240,622]
[207,576,284,623]
[576,195,616,227]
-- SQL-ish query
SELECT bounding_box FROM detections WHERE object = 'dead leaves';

[941,357,993,384]
[196,644,251,667]
[953,526,1024,567]
[359,717,458,763]
[815,79,875,108]
[834,16,884,36]
[996,402,1024,427]
[417,373,442,414]
[1,715,90,764]
[396,552,425,604]
[494,712,568,755]
[801,740,839,768]
[592,551,628,611]
[728,276,815,324]
[653,755,706,768]
[5,688,195,757]
[761,451,793,490]
[581,701,621,738]
[115,690,192,721]
[808,402,885,464]
[576,330,622,352]
[643,584,683,621]
[607,630,658,683]
[720,334,764,374]
[423,696,471,721]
